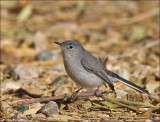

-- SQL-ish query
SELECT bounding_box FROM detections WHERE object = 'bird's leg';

[71,88,82,99]
[102,83,116,96]
[94,87,100,97]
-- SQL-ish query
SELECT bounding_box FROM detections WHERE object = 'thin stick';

[120,8,159,24]
[9,91,95,106]
[110,39,159,60]
[9,91,160,117]
[0,102,9,117]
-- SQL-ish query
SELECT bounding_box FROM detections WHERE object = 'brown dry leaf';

[0,45,19,64]
[23,108,41,116]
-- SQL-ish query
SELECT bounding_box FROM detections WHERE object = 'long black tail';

[105,69,150,95]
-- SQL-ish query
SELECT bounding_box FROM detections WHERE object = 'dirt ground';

[1,1,159,121]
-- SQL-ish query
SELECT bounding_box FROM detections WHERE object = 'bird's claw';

[71,92,77,99]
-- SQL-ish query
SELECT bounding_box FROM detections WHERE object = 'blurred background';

[1,0,159,120]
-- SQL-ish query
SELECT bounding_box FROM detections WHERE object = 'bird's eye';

[69,45,73,49]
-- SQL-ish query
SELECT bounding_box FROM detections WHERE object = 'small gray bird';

[55,40,149,97]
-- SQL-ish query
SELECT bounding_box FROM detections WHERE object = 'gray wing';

[81,56,149,95]
[81,58,115,91]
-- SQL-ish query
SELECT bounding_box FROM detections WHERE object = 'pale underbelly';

[70,68,104,88]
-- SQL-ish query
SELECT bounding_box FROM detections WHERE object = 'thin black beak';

[55,42,62,46]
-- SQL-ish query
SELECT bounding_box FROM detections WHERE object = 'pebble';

[30,103,43,109]
[146,81,159,93]
[36,50,59,61]
[115,68,130,81]
[145,119,153,122]
[14,64,39,80]
[12,112,27,121]
[33,113,46,120]
[116,89,128,98]
[34,31,48,52]
[37,101,59,116]
[3,102,14,113]
[2,80,21,93]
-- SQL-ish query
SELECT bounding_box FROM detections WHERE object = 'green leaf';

[112,98,154,107]
[91,98,154,108]
[91,100,119,108]
[77,0,85,10]
[101,100,120,108]
[17,4,33,22]
[130,26,147,41]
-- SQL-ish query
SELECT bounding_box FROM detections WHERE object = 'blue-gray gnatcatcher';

[55,40,149,97]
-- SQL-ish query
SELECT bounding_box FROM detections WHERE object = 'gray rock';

[14,64,39,80]
[36,50,59,61]
[37,101,59,116]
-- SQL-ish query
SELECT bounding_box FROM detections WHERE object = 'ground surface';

[1,1,160,121]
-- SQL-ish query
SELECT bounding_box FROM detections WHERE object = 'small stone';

[33,113,46,120]
[2,80,21,93]
[12,112,27,121]
[146,81,159,93]
[34,31,48,52]
[14,64,39,80]
[52,64,65,71]
[97,113,109,120]
[17,113,27,120]
[36,50,59,61]
[116,89,128,98]
[145,119,153,122]
[3,102,14,113]
[54,86,69,96]
[132,65,152,79]
[30,103,43,109]
[46,116,55,121]
[115,68,130,81]
[37,101,59,116]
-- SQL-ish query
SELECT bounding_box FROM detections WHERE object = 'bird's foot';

[71,88,82,99]
[71,92,77,99]
[94,89,116,98]
[100,91,116,96]
[94,87,100,97]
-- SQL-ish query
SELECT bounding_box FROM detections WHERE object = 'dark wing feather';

[105,69,150,95]
[96,70,115,91]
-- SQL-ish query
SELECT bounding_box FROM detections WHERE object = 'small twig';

[99,94,160,117]
[110,39,159,60]
[9,91,160,117]
[9,91,96,106]
[0,102,9,117]
[100,94,145,113]
[120,8,159,24]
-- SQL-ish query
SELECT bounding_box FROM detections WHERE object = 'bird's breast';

[63,58,104,88]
